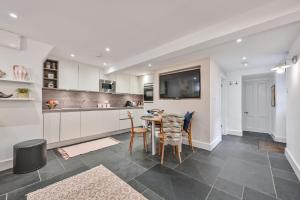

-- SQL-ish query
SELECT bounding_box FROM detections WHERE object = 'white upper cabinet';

[130,76,141,94]
[78,64,99,92]
[59,59,79,90]
[116,74,131,94]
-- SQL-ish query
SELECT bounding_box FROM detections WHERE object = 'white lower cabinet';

[60,112,81,141]
[81,110,119,137]
[43,113,60,143]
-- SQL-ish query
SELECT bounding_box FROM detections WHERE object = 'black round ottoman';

[13,139,47,174]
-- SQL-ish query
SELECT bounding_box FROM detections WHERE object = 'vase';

[13,65,28,80]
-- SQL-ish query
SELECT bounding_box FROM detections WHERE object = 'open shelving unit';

[0,98,35,101]
[43,59,59,89]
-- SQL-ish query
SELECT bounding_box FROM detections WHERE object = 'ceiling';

[120,22,300,75]
[0,0,300,72]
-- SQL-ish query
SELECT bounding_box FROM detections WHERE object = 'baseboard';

[0,158,13,172]
[226,129,243,136]
[285,148,300,181]
[182,135,222,151]
[270,133,286,143]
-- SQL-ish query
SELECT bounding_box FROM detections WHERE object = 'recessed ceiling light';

[236,38,243,43]
[242,56,247,60]
[105,47,110,52]
[9,12,18,19]
[244,62,249,67]
[70,54,75,57]
[148,63,152,67]
[103,62,107,66]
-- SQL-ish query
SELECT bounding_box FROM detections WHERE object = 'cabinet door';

[132,109,143,127]
[130,76,139,94]
[59,60,79,90]
[98,110,120,133]
[60,112,81,141]
[43,113,60,143]
[116,74,131,93]
[78,64,99,91]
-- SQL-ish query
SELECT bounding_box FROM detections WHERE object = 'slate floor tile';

[135,157,158,169]
[136,164,211,200]
[243,187,276,200]
[274,176,300,200]
[7,166,89,200]
[190,151,226,167]
[269,156,294,172]
[213,177,243,198]
[38,157,65,180]
[219,158,275,196]
[207,188,240,200]
[0,170,40,195]
[0,194,6,200]
[142,189,165,200]
[115,162,147,182]
[175,158,221,185]
[272,167,299,183]
[128,179,148,193]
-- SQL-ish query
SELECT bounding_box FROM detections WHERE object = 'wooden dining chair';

[128,111,148,153]
[156,114,184,164]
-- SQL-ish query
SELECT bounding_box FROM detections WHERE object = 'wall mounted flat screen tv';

[159,67,201,99]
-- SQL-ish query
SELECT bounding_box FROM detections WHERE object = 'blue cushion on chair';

[183,112,193,131]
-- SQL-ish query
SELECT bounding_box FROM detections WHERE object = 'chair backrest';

[187,112,195,132]
[127,111,134,133]
[160,114,184,138]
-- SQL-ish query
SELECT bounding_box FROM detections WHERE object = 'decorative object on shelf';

[47,73,54,79]
[0,91,13,98]
[13,65,29,81]
[0,69,6,78]
[47,81,54,88]
[16,88,30,98]
[43,59,59,88]
[229,81,239,86]
[46,99,59,109]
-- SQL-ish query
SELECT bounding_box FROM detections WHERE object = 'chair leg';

[189,133,194,152]
[176,145,182,164]
[172,146,176,157]
[143,132,147,152]
[129,133,134,153]
[161,144,165,165]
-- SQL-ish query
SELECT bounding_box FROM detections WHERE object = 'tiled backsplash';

[42,89,143,109]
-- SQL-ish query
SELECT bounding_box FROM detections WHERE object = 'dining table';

[140,115,161,155]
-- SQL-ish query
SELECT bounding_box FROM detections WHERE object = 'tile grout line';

[56,156,66,171]
[241,186,244,200]
[37,170,41,181]
[267,152,278,199]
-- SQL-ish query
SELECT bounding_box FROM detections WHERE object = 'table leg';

[151,121,156,155]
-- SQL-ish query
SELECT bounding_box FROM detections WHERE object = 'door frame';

[242,76,273,133]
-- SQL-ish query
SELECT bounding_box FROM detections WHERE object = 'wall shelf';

[43,59,59,88]
[0,79,34,84]
[0,98,35,101]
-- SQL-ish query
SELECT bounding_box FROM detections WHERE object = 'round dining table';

[140,115,161,155]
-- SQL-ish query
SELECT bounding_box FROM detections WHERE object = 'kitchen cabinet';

[59,59,79,90]
[43,113,60,143]
[60,112,81,141]
[130,76,141,94]
[81,110,119,137]
[116,74,131,93]
[78,64,99,92]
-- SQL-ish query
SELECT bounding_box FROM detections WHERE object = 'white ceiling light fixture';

[70,54,75,57]
[148,63,152,67]
[242,56,247,60]
[236,38,243,43]
[271,56,298,74]
[103,62,107,66]
[242,61,248,67]
[105,47,111,52]
[9,12,18,19]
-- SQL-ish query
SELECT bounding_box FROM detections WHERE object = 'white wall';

[225,67,274,136]
[146,57,222,150]
[286,59,300,180]
[0,39,53,171]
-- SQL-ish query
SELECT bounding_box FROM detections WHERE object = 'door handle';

[244,112,248,114]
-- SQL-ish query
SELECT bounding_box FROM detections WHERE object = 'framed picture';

[271,85,276,107]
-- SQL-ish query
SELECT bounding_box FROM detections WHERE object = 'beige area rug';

[27,165,147,200]
[57,137,120,160]
[258,140,285,153]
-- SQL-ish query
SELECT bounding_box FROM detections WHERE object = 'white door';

[243,80,269,133]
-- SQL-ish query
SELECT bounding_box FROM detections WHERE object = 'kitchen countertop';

[43,106,143,113]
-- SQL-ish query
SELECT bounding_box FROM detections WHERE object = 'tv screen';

[159,67,201,99]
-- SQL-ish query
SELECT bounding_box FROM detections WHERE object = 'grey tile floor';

[0,131,299,200]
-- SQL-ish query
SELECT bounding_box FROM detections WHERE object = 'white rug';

[27,165,147,200]
[57,137,120,160]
